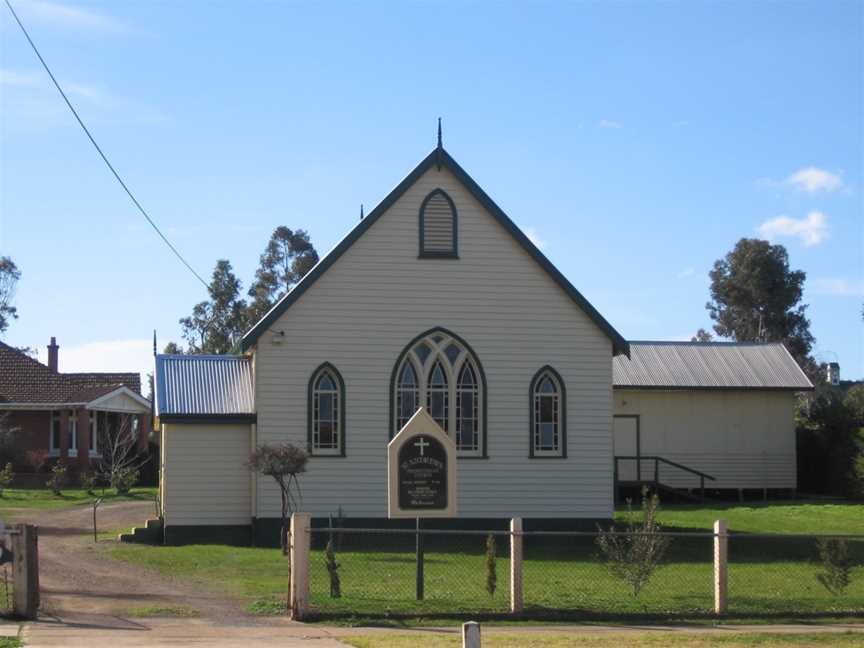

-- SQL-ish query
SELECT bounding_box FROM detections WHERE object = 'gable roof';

[241,146,629,356]
[155,354,255,421]
[0,341,142,405]
[613,341,813,391]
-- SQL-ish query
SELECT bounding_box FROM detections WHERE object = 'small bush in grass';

[815,538,853,595]
[46,461,67,495]
[595,488,671,597]
[26,449,48,474]
[80,470,97,495]
[0,463,13,497]
[111,467,139,495]
[485,533,497,597]
[325,539,341,598]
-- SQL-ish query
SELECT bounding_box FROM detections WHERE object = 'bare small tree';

[595,488,672,597]
[95,414,149,494]
[247,443,307,556]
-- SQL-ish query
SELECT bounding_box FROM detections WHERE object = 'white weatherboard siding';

[614,390,797,489]
[254,164,614,520]
[162,423,252,525]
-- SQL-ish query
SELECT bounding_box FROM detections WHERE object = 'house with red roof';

[0,337,151,477]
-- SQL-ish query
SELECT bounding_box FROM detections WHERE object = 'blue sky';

[1,0,861,383]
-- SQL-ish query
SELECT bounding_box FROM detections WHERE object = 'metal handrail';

[614,455,716,481]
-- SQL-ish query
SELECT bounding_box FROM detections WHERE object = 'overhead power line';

[3,0,209,289]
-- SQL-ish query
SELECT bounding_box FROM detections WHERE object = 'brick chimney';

[47,337,59,372]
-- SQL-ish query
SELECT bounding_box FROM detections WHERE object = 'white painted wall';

[613,390,798,489]
[252,163,615,520]
[161,423,252,525]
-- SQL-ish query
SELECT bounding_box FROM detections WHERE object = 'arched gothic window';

[392,329,486,457]
[308,363,345,456]
[529,366,566,458]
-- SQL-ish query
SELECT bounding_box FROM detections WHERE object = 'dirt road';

[14,501,349,646]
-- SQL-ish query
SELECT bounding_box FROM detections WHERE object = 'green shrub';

[325,539,341,598]
[815,538,853,595]
[0,462,13,497]
[111,467,139,495]
[485,533,497,597]
[46,461,67,496]
[81,471,97,495]
[595,489,672,597]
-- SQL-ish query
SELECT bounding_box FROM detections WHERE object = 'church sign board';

[388,407,457,518]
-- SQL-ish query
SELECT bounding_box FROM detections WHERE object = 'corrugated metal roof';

[613,342,813,390]
[155,354,254,417]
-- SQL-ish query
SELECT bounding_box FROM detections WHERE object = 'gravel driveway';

[12,501,349,646]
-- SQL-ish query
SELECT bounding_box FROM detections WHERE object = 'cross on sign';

[414,437,430,456]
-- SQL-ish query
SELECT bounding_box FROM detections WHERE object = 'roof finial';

[360,203,364,221]
[436,117,443,170]
[153,329,157,356]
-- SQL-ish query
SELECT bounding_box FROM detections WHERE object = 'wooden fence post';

[462,620,481,647]
[714,519,728,615]
[510,518,523,614]
[12,524,39,619]
[289,512,311,621]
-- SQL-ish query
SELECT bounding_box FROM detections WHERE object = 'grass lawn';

[105,501,864,621]
[0,487,157,513]
[339,632,864,647]
[626,501,864,535]
[0,639,19,648]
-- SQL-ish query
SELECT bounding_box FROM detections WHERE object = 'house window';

[67,410,78,457]
[530,367,566,458]
[89,412,100,456]
[419,189,457,258]
[49,411,61,456]
[392,328,486,457]
[308,364,345,456]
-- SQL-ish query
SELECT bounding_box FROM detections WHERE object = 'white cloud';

[597,119,623,129]
[523,227,546,250]
[757,211,828,247]
[17,0,126,32]
[0,69,43,89]
[0,67,169,127]
[808,278,864,297]
[37,338,153,388]
[677,268,695,279]
[786,167,843,194]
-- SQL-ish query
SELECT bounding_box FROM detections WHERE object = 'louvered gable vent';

[420,189,457,257]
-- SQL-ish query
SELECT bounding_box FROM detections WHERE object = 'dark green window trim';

[389,327,488,459]
[418,188,458,258]
[529,365,567,459]
[307,362,346,457]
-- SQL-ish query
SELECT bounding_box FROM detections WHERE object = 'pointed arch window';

[391,328,486,457]
[456,361,479,453]
[530,367,566,458]
[396,361,420,431]
[308,363,345,456]
[419,189,458,258]
[427,361,449,432]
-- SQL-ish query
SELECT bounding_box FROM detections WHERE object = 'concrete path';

[23,614,351,647]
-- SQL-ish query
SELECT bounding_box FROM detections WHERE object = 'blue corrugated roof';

[155,354,254,418]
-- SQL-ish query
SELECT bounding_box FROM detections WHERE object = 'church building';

[154,138,811,545]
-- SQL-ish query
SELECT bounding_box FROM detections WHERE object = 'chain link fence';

[305,526,864,620]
